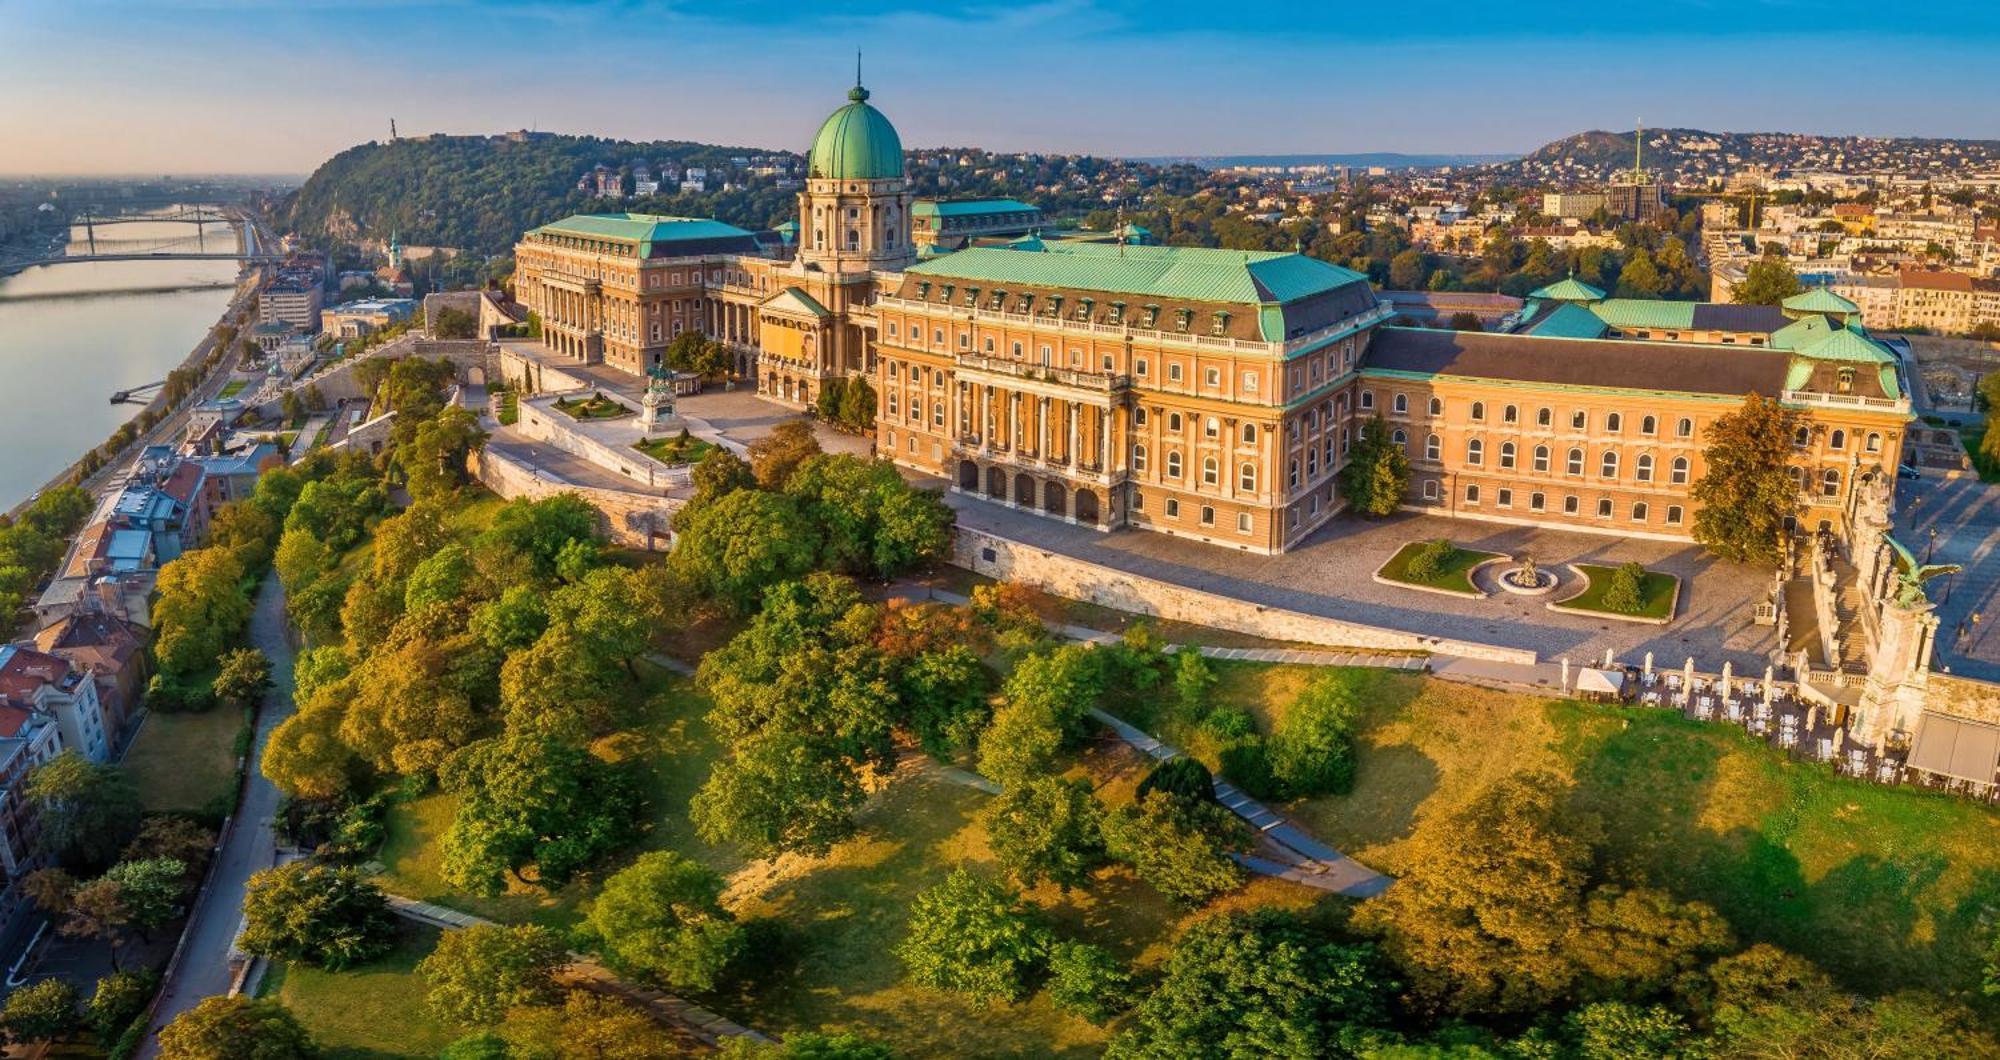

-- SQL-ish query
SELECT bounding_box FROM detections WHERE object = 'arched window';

[1499,441,1517,470]
[1566,447,1584,476]
[1641,415,1657,435]
[1204,416,1220,438]
[1533,445,1550,473]
[1606,412,1624,433]
[1636,454,1655,482]
[1392,429,1408,445]
[1671,456,1690,485]
[1537,407,1553,427]
[1242,423,1257,444]
[1600,451,1619,478]
[1794,426,1811,448]
[1134,407,1149,426]
[1597,498,1613,518]
[1168,412,1183,433]
[1503,404,1519,424]
[1830,429,1846,450]
[1288,459,1299,488]
[1666,505,1684,525]
[1866,432,1882,453]
[1530,491,1546,512]
[1132,444,1147,472]
[1393,393,1409,414]
[1467,438,1485,465]
[1677,417,1694,438]
[1428,396,1443,416]
[1822,468,1841,496]
[1633,502,1650,521]
[1166,451,1183,478]
[1425,434,1441,461]
[1203,456,1219,486]
[1471,401,1486,421]
[1360,390,1375,410]
[1240,462,1257,491]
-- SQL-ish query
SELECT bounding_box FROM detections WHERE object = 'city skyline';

[5,0,2000,174]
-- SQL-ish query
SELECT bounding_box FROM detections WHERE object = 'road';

[139,576,297,1053]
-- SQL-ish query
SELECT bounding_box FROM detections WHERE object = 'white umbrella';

[1561,657,1571,695]
[1722,661,1734,697]
[1603,648,1615,669]
[1683,658,1695,708]
[1644,652,1654,678]
[1763,666,1775,708]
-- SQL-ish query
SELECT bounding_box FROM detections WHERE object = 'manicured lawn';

[552,393,629,421]
[496,391,519,427]
[632,434,715,466]
[1375,540,1503,595]
[1558,563,1679,620]
[1244,666,2000,1000]
[219,378,249,399]
[124,707,245,814]
[264,924,460,1059]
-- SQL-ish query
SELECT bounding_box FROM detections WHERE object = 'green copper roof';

[1529,302,1611,340]
[764,286,831,318]
[907,242,1369,309]
[1591,298,1698,330]
[1795,325,1896,365]
[808,84,903,181]
[1527,276,1606,302]
[912,198,1039,219]
[1783,287,1859,315]
[528,213,753,256]
[1767,314,1837,351]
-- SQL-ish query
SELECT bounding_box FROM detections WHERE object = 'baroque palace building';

[511,79,1914,555]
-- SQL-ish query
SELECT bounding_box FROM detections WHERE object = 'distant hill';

[1489,127,2000,184]
[282,133,804,257]
[1141,152,1516,171]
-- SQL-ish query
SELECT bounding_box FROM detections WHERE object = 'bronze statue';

[1884,534,1961,609]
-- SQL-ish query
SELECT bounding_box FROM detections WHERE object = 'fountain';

[1496,554,1558,597]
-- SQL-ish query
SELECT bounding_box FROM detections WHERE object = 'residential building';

[0,645,107,763]
[321,297,417,338]
[1541,192,1608,219]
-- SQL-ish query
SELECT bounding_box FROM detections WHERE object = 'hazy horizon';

[6,0,2000,176]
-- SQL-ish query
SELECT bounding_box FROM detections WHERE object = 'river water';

[0,219,241,508]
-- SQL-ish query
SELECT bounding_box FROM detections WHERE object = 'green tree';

[439,729,640,893]
[2,979,79,1045]
[896,868,1050,1004]
[1134,756,1215,807]
[151,546,254,678]
[433,306,478,339]
[1045,940,1132,1024]
[417,923,567,1026]
[715,1032,896,1060]
[25,752,142,871]
[682,447,756,519]
[1733,258,1804,305]
[976,698,1066,788]
[475,494,600,581]
[1171,649,1216,720]
[815,376,849,421]
[1268,672,1361,797]
[582,851,745,992]
[1338,416,1410,517]
[158,997,316,1060]
[1101,791,1246,905]
[102,857,188,939]
[897,645,991,757]
[468,585,549,654]
[691,730,866,858]
[1615,248,1665,298]
[85,970,156,1042]
[212,647,273,707]
[1107,910,1388,1059]
[985,776,1106,892]
[1690,394,1803,565]
[240,861,398,970]
[399,406,487,501]
[837,377,877,431]
[783,454,952,578]
[1389,249,1427,289]
[1600,561,1647,614]
[668,489,819,614]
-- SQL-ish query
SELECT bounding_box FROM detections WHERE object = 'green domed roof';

[808,84,904,181]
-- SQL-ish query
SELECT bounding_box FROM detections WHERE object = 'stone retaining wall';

[952,525,1538,664]
[472,448,678,551]
[515,398,692,491]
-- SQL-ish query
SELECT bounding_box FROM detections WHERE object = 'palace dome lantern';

[808,82,904,182]
[798,68,913,272]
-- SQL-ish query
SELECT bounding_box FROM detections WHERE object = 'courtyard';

[947,492,1779,671]
[1896,473,2000,680]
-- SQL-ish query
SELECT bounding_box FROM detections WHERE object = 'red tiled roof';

[1900,269,1974,293]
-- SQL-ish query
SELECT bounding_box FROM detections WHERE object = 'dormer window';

[989,289,1006,310]
[1176,308,1194,332]
[1211,311,1231,335]
[1045,295,1063,317]
[1076,297,1094,322]
[1837,367,1855,393]
[1109,302,1126,325]
[1142,304,1160,328]
[1018,293,1035,313]
[940,284,954,303]
[963,286,979,307]
[916,281,931,299]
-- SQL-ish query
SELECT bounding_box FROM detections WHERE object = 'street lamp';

[1927,526,1938,565]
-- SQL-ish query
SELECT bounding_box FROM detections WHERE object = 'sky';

[4,0,2000,175]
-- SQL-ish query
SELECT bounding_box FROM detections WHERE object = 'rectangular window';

[1497,488,1513,508]
[1165,498,1180,518]
[1237,512,1252,533]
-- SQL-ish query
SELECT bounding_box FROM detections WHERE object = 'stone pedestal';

[1856,600,1938,746]
[639,375,678,435]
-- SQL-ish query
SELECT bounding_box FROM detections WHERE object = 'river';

[0,218,243,509]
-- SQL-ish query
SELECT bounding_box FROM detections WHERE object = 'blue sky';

[4,0,1999,174]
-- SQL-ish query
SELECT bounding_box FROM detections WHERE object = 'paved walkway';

[1898,474,2000,680]
[141,578,296,1057]
[383,895,769,1047]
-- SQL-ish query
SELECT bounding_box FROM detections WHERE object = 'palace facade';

[510,79,1914,555]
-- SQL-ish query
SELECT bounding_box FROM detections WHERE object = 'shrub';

[1103,791,1247,905]
[895,868,1050,1004]
[1404,539,1457,582]
[1220,738,1284,801]
[1135,756,1215,807]
[1201,706,1258,742]
[1268,674,1361,797]
[984,776,1106,892]
[1602,561,1648,613]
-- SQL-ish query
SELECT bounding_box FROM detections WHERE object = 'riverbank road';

[140,576,298,1055]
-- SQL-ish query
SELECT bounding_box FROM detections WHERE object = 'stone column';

[1067,403,1080,468]
[1856,599,1940,746]
[1038,396,1051,459]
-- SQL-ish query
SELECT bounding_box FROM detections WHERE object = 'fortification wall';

[470,448,678,551]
